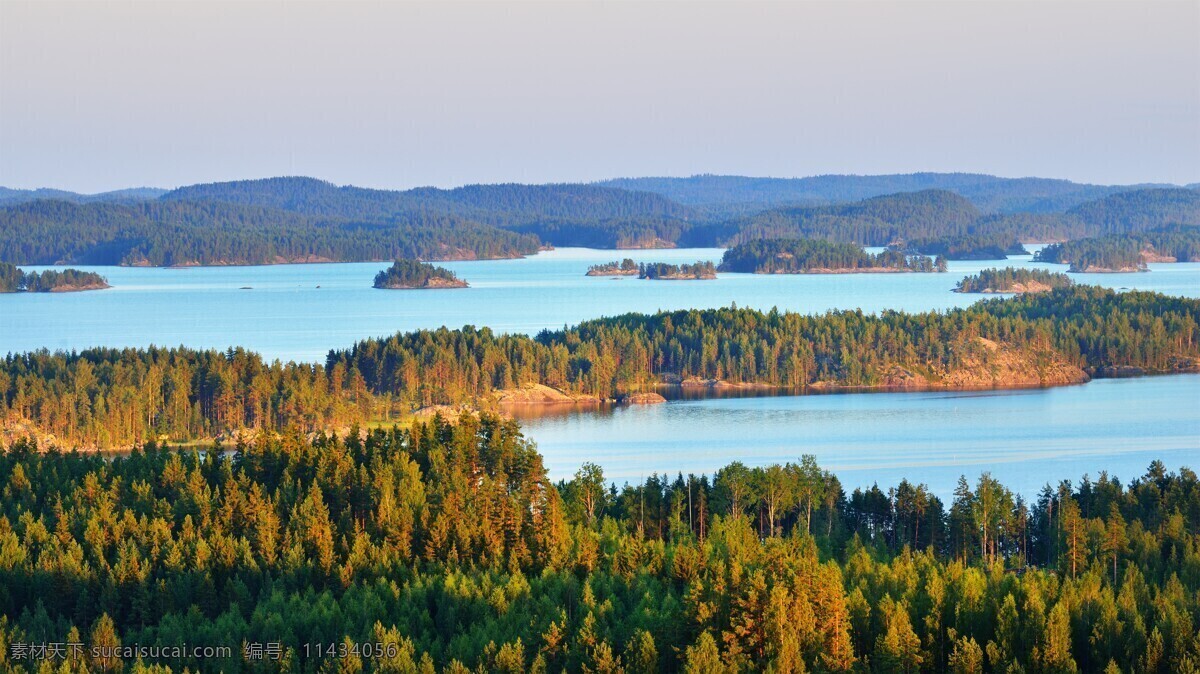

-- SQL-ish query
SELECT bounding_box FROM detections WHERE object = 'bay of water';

[511,375,1200,500]
[5,247,1199,363]
[3,248,1197,496]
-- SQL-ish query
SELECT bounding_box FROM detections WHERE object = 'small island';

[639,261,717,280]
[718,238,947,273]
[373,259,468,289]
[586,258,640,276]
[1035,227,1200,272]
[897,234,1027,260]
[954,267,1074,294]
[0,262,109,293]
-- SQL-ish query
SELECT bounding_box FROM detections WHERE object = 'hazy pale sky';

[1,0,1197,193]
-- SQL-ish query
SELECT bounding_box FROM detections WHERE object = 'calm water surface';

[3,248,1197,495]
[6,247,1199,362]
[511,375,1200,500]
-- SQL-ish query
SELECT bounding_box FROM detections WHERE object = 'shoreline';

[12,369,1195,454]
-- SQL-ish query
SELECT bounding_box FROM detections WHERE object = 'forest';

[4,287,1198,449]
[373,261,467,289]
[0,199,541,266]
[0,417,1197,672]
[587,259,640,276]
[954,268,1074,294]
[717,239,946,273]
[597,172,1155,214]
[715,189,1200,250]
[0,262,108,292]
[329,286,1200,410]
[2,178,1196,265]
[1035,227,1200,272]
[638,261,717,280]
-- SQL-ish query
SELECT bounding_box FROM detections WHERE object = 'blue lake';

[3,248,1198,496]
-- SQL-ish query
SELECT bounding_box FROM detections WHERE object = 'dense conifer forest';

[373,261,467,289]
[718,239,946,273]
[0,417,1197,672]
[0,200,541,266]
[4,286,1194,449]
[954,269,1074,294]
[0,262,108,292]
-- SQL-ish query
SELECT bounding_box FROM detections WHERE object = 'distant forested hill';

[598,172,1169,214]
[704,187,1200,249]
[701,190,983,246]
[3,176,1197,265]
[0,199,540,265]
[0,186,167,205]
[163,177,699,249]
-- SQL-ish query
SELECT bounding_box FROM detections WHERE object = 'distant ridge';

[596,172,1182,215]
[0,186,167,205]
[2,175,1197,266]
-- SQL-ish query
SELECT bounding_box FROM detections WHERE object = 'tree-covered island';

[638,261,717,280]
[373,259,468,289]
[586,258,640,276]
[718,238,946,273]
[0,262,109,292]
[954,267,1075,294]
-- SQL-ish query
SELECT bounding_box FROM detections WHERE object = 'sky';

[1,0,1197,193]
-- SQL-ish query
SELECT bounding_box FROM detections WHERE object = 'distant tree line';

[3,179,1196,265]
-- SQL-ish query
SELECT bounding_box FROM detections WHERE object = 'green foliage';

[4,288,1197,449]
[718,238,943,273]
[329,286,1200,409]
[372,260,465,289]
[0,262,108,293]
[637,260,716,279]
[955,268,1074,293]
[586,259,639,275]
[1,424,1199,672]
[0,346,368,448]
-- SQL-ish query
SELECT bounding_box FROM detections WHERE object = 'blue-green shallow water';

[3,248,1197,497]
[512,375,1200,500]
[5,247,1199,363]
